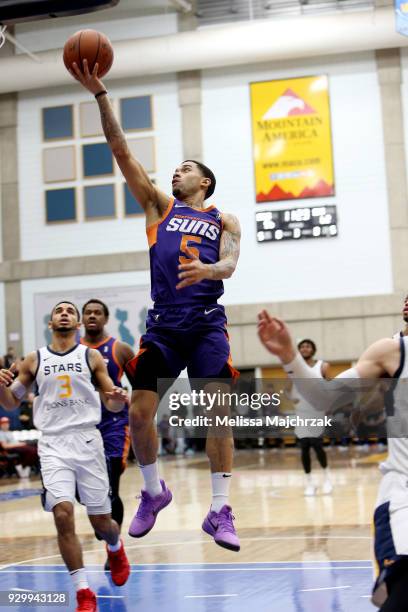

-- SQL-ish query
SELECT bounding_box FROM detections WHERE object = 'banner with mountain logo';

[250,75,335,202]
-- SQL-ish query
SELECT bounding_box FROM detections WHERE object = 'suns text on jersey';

[165,216,220,241]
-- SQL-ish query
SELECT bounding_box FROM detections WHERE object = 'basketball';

[63,29,114,78]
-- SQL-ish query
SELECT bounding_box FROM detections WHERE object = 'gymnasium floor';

[0,448,382,611]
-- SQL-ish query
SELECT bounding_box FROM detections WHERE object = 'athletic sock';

[323,467,331,482]
[107,539,121,552]
[211,472,231,512]
[140,461,162,496]
[70,568,88,591]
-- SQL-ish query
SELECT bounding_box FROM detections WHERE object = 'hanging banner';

[250,75,335,203]
[396,0,408,36]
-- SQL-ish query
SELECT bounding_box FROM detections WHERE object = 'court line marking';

[300,585,351,592]
[0,567,373,573]
[17,560,369,566]
[0,535,372,571]
[185,594,238,599]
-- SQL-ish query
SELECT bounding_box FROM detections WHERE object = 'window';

[124,183,144,216]
[43,105,73,140]
[43,146,76,183]
[128,137,155,173]
[84,184,115,219]
[80,101,104,137]
[83,142,113,177]
[46,188,76,222]
[121,96,153,131]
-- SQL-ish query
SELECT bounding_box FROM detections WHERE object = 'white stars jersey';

[292,360,325,438]
[33,344,101,435]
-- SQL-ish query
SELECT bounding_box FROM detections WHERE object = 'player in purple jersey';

[71,62,242,552]
[80,299,135,569]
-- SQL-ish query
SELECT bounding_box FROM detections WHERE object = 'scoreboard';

[256,205,338,243]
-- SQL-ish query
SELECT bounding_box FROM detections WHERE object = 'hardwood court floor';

[0,446,382,568]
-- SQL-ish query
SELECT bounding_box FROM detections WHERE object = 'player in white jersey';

[291,339,332,496]
[257,310,408,612]
[0,302,130,612]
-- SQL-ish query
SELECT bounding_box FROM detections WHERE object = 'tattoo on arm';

[97,95,128,154]
[209,216,241,280]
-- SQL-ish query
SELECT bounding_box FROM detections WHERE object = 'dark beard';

[172,186,183,199]
[54,326,76,333]
[404,314,408,323]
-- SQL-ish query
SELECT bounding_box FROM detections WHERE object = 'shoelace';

[217,511,236,534]
[135,491,153,519]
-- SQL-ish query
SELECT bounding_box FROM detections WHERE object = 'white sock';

[211,472,231,512]
[323,468,331,482]
[70,568,88,592]
[107,538,121,552]
[305,473,313,485]
[140,462,162,496]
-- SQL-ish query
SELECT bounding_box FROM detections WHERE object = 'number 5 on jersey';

[57,374,72,398]
[179,235,202,265]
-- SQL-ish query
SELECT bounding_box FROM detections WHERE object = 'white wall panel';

[203,52,392,305]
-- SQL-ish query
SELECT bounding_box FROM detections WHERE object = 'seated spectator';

[0,416,38,478]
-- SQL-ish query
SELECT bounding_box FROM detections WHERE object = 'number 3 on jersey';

[179,235,202,265]
[57,374,72,398]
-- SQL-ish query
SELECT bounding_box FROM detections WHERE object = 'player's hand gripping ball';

[63,29,114,78]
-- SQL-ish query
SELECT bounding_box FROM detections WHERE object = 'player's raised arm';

[88,349,128,412]
[0,353,36,409]
[257,310,401,412]
[69,60,169,218]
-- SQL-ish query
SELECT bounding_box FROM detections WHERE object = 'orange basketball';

[63,29,114,78]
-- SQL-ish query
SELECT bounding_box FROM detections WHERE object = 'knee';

[54,504,74,536]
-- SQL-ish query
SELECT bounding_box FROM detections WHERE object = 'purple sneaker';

[202,505,240,552]
[128,479,172,538]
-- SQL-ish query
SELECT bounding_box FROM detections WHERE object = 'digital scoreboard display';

[256,205,338,243]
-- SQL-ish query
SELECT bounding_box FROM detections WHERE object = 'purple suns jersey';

[147,198,224,306]
[80,337,129,455]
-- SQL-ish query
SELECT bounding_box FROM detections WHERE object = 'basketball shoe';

[128,479,172,537]
[202,505,240,552]
[106,540,130,586]
[76,588,97,612]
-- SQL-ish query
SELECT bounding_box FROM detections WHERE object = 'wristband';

[9,379,27,400]
[95,90,108,99]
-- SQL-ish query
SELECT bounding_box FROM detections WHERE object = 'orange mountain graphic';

[256,180,334,202]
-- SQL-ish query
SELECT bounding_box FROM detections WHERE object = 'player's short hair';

[51,301,80,321]
[184,160,216,199]
[82,299,109,318]
[297,338,317,355]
